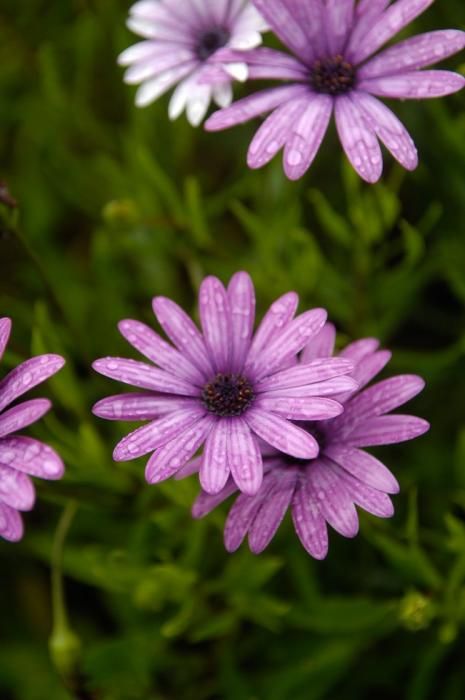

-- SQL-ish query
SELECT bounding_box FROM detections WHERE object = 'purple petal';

[257,358,353,392]
[248,468,298,553]
[192,478,237,518]
[212,47,308,78]
[228,418,263,495]
[261,376,357,399]
[332,348,392,406]
[113,408,204,461]
[285,0,327,62]
[359,30,465,80]
[359,71,465,100]
[205,85,308,131]
[0,437,64,479]
[245,408,318,459]
[347,0,390,61]
[330,462,395,518]
[224,479,274,552]
[307,459,359,537]
[0,399,51,438]
[118,319,205,385]
[0,318,12,362]
[353,92,418,171]
[199,276,231,372]
[0,502,24,542]
[92,393,196,421]
[92,357,198,396]
[246,292,298,367]
[291,481,328,559]
[325,0,355,55]
[152,296,213,377]
[350,0,435,65]
[283,94,333,180]
[227,272,256,373]
[255,396,343,421]
[145,415,214,484]
[174,455,202,480]
[200,420,230,494]
[252,0,310,61]
[323,445,399,494]
[0,464,35,511]
[339,338,380,363]
[335,95,383,184]
[0,355,65,413]
[301,323,336,363]
[342,375,426,425]
[356,0,390,17]
[344,414,430,447]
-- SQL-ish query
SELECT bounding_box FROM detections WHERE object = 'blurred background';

[1,1,465,698]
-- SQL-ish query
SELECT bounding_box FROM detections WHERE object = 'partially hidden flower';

[190,323,430,558]
[205,0,465,181]
[92,272,358,495]
[0,318,65,542]
[118,0,268,125]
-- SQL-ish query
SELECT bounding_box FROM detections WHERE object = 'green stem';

[51,500,79,635]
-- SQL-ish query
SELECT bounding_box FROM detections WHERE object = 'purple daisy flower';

[190,323,430,558]
[118,0,268,125]
[92,272,358,495]
[0,318,65,542]
[205,0,465,181]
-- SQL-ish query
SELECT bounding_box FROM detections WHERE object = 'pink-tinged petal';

[254,396,343,421]
[174,455,202,480]
[250,308,327,380]
[0,318,12,361]
[199,276,231,372]
[343,375,426,425]
[246,408,318,459]
[0,355,65,413]
[192,477,238,518]
[301,323,336,363]
[330,462,395,518]
[92,394,196,421]
[92,358,198,397]
[200,420,230,494]
[118,319,205,385]
[347,0,390,62]
[350,0,435,65]
[152,296,213,377]
[335,95,383,184]
[359,71,465,100]
[283,94,333,180]
[0,502,24,542]
[145,415,213,484]
[0,399,51,438]
[247,97,309,170]
[113,408,204,461]
[325,0,355,55]
[248,469,298,553]
[351,350,392,391]
[344,414,430,447]
[359,30,465,80]
[0,465,35,511]
[356,0,390,17]
[224,479,274,552]
[307,460,359,538]
[228,418,262,495]
[323,445,399,494]
[205,85,308,131]
[285,0,327,61]
[291,481,328,559]
[227,272,256,373]
[246,64,308,82]
[253,0,310,62]
[212,47,308,77]
[339,338,379,363]
[353,92,418,171]
[257,358,353,392]
[0,437,64,479]
[246,292,298,367]
[261,376,358,399]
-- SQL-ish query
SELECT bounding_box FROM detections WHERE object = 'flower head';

[93,272,357,495]
[0,318,65,542]
[191,323,430,558]
[205,0,465,181]
[118,0,268,125]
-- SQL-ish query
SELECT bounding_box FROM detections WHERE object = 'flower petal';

[358,71,465,100]
[330,462,395,518]
[283,94,333,180]
[0,399,51,438]
[0,318,12,362]
[253,0,310,62]
[0,465,35,511]
[257,358,353,392]
[0,502,23,542]
[291,481,328,559]
[245,408,318,459]
[199,276,231,372]
[224,479,274,552]
[192,478,237,518]
[344,414,430,447]
[0,437,64,479]
[255,396,343,421]
[227,272,256,373]
[135,62,198,108]
[248,468,297,553]
[0,355,65,413]
[301,323,336,362]
[200,420,230,494]
[228,418,263,495]
[307,460,359,538]
[246,292,298,366]
[325,0,355,55]
[92,358,198,396]
[335,95,383,184]
[323,445,399,494]
[339,338,379,363]
[92,394,196,421]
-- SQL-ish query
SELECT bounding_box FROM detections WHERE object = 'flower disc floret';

[202,373,254,417]
[310,55,356,96]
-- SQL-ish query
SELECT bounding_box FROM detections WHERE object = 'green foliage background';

[1,1,465,698]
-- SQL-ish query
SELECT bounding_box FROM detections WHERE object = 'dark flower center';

[310,55,356,95]
[196,27,230,61]
[202,373,255,417]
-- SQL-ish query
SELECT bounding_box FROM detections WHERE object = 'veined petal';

[0,399,51,438]
[192,478,237,518]
[261,376,358,399]
[257,358,353,392]
[253,0,310,62]
[92,394,196,421]
[123,49,193,84]
[283,94,333,181]
[325,0,355,55]
[246,292,298,366]
[227,272,256,373]
[228,418,262,495]
[0,318,12,362]
[224,478,274,552]
[245,408,318,459]
[285,0,327,62]
[330,462,395,518]
[292,481,328,559]
[323,445,399,494]
[358,71,465,99]
[343,414,430,447]
[331,349,391,405]
[248,468,297,553]
[0,502,23,542]
[341,375,426,426]
[92,358,199,396]
[254,395,343,420]
[339,338,380,363]
[0,465,35,511]
[0,355,65,413]
[346,0,390,62]
[0,437,64,479]
[199,276,231,372]
[135,62,197,108]
[307,460,359,538]
[200,420,230,494]
[301,323,336,363]
[335,95,383,184]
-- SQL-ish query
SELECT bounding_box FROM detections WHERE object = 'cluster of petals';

[92,272,358,495]
[118,0,268,125]
[191,322,430,558]
[0,318,65,542]
[205,0,465,182]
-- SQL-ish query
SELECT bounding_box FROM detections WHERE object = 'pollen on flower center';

[196,27,231,61]
[310,55,356,96]
[202,373,255,417]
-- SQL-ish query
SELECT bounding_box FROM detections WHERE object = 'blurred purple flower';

[191,323,430,558]
[118,0,268,125]
[93,272,357,495]
[0,318,65,542]
[205,0,465,181]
